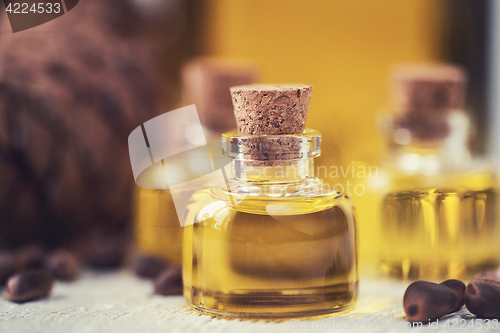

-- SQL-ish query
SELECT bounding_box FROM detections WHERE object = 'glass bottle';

[183,85,358,318]
[361,64,500,280]
[133,176,183,266]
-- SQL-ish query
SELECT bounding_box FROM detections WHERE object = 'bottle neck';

[222,129,321,182]
[382,110,473,171]
[219,129,333,198]
[231,159,315,183]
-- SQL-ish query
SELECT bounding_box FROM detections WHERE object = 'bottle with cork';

[360,64,500,280]
[182,84,358,318]
[133,58,257,266]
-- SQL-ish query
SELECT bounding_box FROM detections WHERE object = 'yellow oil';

[354,165,500,280]
[133,188,182,266]
[381,188,500,280]
[183,187,358,318]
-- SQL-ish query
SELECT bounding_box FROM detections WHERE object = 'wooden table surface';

[0,271,495,333]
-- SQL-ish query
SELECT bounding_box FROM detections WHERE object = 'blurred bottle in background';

[357,64,500,280]
[133,58,258,266]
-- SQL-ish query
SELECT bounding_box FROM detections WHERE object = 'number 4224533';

[5,2,62,14]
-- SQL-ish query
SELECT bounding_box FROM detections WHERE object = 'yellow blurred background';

[195,0,445,167]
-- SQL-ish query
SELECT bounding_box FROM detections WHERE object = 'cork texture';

[229,85,313,165]
[392,64,467,114]
[181,58,258,133]
[391,64,467,141]
[230,84,312,135]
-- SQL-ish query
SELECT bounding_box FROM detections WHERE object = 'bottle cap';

[392,64,467,114]
[230,84,312,135]
[229,84,313,166]
[390,64,467,141]
[181,58,258,134]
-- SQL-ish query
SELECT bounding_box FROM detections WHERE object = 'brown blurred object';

[390,63,467,142]
[4,270,53,302]
[16,245,46,270]
[391,64,467,114]
[45,249,79,281]
[82,234,127,270]
[181,57,258,133]
[153,266,182,296]
[131,254,167,279]
[0,251,17,284]
[0,0,173,248]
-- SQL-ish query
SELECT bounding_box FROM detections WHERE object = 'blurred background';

[0,0,496,252]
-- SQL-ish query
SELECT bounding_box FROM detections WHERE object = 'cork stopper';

[229,85,313,166]
[230,84,312,135]
[181,58,258,133]
[390,64,467,141]
[392,64,467,114]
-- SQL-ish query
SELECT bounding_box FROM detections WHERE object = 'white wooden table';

[0,271,492,333]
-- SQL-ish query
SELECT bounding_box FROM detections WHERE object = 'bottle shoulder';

[367,155,498,193]
[185,178,351,219]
